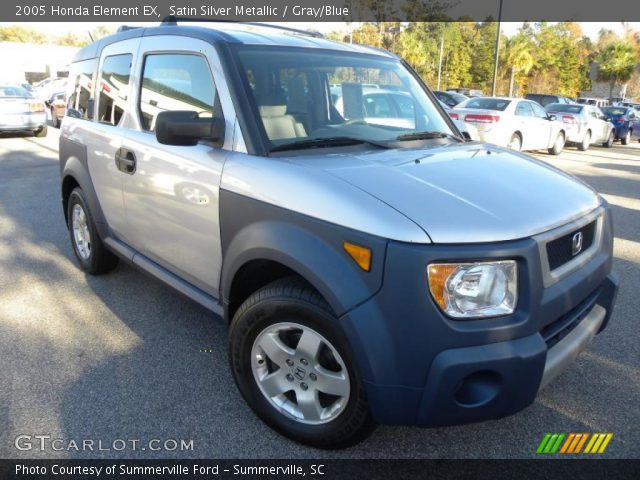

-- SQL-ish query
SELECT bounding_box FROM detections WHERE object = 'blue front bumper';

[340,208,618,426]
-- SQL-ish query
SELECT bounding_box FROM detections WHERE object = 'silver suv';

[60,21,618,448]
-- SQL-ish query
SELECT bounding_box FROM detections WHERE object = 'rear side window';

[98,54,132,126]
[515,102,534,117]
[139,54,219,132]
[67,58,97,120]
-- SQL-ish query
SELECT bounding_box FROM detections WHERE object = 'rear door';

[118,35,236,295]
[514,101,536,149]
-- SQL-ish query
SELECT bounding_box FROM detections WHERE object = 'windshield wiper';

[395,131,463,142]
[270,136,391,153]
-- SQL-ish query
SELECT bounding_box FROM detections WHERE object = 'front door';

[118,36,235,295]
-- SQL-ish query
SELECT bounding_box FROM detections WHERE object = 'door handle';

[115,148,136,174]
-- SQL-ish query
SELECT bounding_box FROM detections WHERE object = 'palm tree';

[505,34,535,97]
[597,41,638,101]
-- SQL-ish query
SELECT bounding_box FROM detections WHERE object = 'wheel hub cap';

[71,204,91,260]
[251,322,351,425]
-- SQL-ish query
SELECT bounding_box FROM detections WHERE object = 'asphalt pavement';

[0,128,638,459]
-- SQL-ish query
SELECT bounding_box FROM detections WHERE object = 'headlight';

[427,261,518,319]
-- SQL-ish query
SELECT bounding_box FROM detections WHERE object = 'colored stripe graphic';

[537,433,613,454]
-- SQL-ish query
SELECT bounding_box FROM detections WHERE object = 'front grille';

[546,221,596,271]
[540,288,600,348]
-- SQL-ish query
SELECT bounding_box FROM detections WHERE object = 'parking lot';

[0,128,638,459]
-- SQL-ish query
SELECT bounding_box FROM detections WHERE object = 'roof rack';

[116,25,143,33]
[160,16,324,39]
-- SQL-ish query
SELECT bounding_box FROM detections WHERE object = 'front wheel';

[33,125,48,138]
[229,278,375,449]
[603,130,614,148]
[548,132,565,155]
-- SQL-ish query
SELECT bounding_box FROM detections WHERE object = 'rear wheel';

[33,125,48,138]
[67,187,119,274]
[229,278,375,449]
[577,131,591,151]
[603,130,614,148]
[621,129,631,145]
[548,132,565,155]
[508,133,522,151]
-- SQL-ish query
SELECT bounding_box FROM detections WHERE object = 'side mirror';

[548,114,557,121]
[155,110,224,147]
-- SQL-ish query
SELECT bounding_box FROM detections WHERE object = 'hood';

[289,143,600,243]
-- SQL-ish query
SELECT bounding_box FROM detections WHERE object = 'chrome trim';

[536,206,604,288]
[539,304,605,390]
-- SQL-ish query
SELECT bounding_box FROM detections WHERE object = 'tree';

[597,41,639,100]
[504,33,534,96]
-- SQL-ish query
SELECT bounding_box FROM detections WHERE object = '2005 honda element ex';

[60,20,618,448]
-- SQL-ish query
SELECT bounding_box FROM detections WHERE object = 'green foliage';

[332,21,637,99]
[597,41,638,98]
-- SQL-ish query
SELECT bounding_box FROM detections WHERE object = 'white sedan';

[451,97,567,154]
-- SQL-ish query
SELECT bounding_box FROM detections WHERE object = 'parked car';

[545,103,616,151]
[577,97,609,108]
[436,100,480,140]
[452,97,567,154]
[46,91,66,128]
[524,93,574,108]
[448,87,483,97]
[0,84,47,137]
[60,22,617,448]
[433,90,468,107]
[32,77,67,103]
[601,106,640,145]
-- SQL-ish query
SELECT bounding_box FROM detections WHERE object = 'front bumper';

[341,206,618,426]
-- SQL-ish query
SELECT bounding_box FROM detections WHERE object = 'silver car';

[59,22,617,449]
[0,85,48,137]
[545,103,616,151]
[452,97,567,154]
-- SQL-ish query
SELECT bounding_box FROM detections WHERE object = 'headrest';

[259,105,287,116]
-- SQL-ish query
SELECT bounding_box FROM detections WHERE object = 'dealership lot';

[0,129,638,459]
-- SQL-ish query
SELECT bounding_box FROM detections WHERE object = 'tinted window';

[98,54,132,126]
[67,58,97,120]
[546,103,583,114]
[525,94,557,107]
[0,86,30,97]
[461,98,511,111]
[393,94,416,119]
[139,54,218,132]
[515,102,534,117]
[602,107,627,116]
[530,102,549,118]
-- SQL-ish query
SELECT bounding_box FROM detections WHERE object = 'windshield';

[0,86,30,98]
[459,98,511,111]
[234,46,454,151]
[546,104,583,114]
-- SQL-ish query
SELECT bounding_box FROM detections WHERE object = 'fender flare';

[220,220,386,318]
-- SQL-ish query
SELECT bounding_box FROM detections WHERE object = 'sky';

[1,22,639,43]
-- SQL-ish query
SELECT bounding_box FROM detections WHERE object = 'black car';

[433,90,468,107]
[525,93,574,108]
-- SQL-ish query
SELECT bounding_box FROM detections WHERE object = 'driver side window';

[139,53,221,132]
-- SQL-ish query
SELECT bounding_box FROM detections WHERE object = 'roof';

[73,23,395,63]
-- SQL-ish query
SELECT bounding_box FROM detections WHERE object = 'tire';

[548,132,565,155]
[508,133,522,151]
[603,130,614,148]
[67,187,119,274]
[577,130,591,151]
[621,129,630,146]
[229,277,376,449]
[33,125,48,138]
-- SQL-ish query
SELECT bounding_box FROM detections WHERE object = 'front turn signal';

[343,242,372,272]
